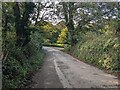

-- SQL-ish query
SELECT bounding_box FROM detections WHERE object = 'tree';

[21,2,35,45]
[62,2,77,45]
[35,21,58,44]
[32,2,56,25]
[13,2,22,46]
[57,27,68,44]
[13,2,35,46]
[57,2,119,45]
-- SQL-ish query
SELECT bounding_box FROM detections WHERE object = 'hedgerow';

[69,20,119,72]
[2,28,44,88]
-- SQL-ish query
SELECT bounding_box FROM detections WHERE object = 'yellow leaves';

[103,56,112,69]
[99,60,102,63]
[113,43,120,48]
[85,25,90,28]
[105,30,114,35]
[71,20,119,71]
[80,47,83,51]
[57,27,68,44]
[99,54,113,70]
[104,25,109,30]
[104,38,112,47]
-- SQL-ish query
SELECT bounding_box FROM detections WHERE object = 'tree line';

[2,1,120,88]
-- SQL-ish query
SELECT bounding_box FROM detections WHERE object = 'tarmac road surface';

[31,47,119,88]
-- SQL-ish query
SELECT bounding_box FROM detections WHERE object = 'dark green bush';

[2,28,44,88]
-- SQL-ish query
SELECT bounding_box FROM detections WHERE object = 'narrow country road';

[31,47,119,88]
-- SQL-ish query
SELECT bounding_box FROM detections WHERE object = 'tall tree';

[21,2,35,45]
[13,2,35,46]
[35,2,41,25]
[13,2,22,46]
[62,2,77,45]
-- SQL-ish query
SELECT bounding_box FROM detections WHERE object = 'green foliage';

[69,20,119,72]
[2,3,44,88]
[2,28,44,88]
[55,21,69,44]
[2,2,119,88]
[36,21,68,45]
[29,29,43,49]
[36,21,59,44]
[64,44,71,51]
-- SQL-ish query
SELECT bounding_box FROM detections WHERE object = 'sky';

[30,0,119,25]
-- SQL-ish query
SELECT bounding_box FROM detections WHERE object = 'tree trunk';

[63,2,77,46]
[13,2,23,46]
[35,3,41,25]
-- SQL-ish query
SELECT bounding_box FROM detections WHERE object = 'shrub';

[69,20,119,72]
[2,28,44,88]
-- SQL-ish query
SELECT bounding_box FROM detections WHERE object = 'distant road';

[31,47,119,88]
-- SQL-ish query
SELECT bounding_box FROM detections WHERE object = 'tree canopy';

[1,1,120,88]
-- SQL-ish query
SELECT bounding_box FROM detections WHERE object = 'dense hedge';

[69,20,119,72]
[2,28,44,88]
